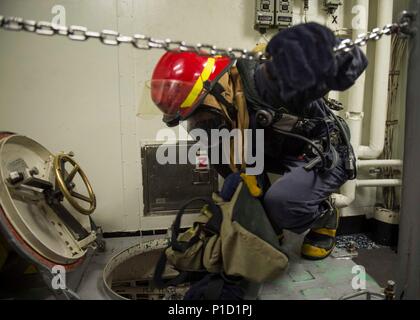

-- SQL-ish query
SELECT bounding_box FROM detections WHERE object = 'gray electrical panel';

[254,0,294,32]
[276,0,294,29]
[255,0,276,32]
[141,142,219,216]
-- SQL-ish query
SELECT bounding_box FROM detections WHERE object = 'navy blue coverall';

[252,23,368,234]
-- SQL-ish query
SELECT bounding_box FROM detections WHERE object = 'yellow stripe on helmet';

[180,58,216,109]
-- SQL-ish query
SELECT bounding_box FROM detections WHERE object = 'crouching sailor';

[150,22,367,260]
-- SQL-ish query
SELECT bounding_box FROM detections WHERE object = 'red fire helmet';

[151,51,232,125]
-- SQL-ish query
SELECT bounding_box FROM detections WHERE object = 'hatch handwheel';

[53,153,96,215]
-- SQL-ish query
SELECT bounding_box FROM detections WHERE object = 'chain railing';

[0,11,416,60]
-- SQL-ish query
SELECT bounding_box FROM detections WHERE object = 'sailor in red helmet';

[151,53,232,125]
[151,22,368,261]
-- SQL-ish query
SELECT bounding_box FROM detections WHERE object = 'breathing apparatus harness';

[179,56,356,179]
[236,59,357,179]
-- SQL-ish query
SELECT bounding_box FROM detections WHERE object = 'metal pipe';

[334,176,403,208]
[336,0,397,210]
[333,190,354,209]
[357,159,404,168]
[335,0,370,210]
[359,0,394,159]
[356,179,402,187]
[346,0,369,158]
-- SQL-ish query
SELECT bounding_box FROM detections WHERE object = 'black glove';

[327,39,368,91]
[266,22,338,102]
[257,23,368,108]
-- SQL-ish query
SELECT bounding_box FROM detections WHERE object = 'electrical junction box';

[275,0,294,29]
[255,0,276,32]
[324,0,342,14]
[255,0,294,32]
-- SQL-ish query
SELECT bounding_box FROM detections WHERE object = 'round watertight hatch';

[103,239,191,300]
[0,133,95,270]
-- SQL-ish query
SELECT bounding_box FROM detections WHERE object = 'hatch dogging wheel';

[53,153,96,215]
[0,132,95,267]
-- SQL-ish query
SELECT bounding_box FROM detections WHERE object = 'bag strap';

[153,197,223,289]
[202,200,223,236]
[153,249,190,289]
[171,197,222,252]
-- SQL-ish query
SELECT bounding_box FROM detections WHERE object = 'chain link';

[0,14,413,60]
[333,23,398,53]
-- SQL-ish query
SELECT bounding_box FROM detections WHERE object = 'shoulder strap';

[236,59,287,114]
[235,59,261,104]
[237,58,298,127]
